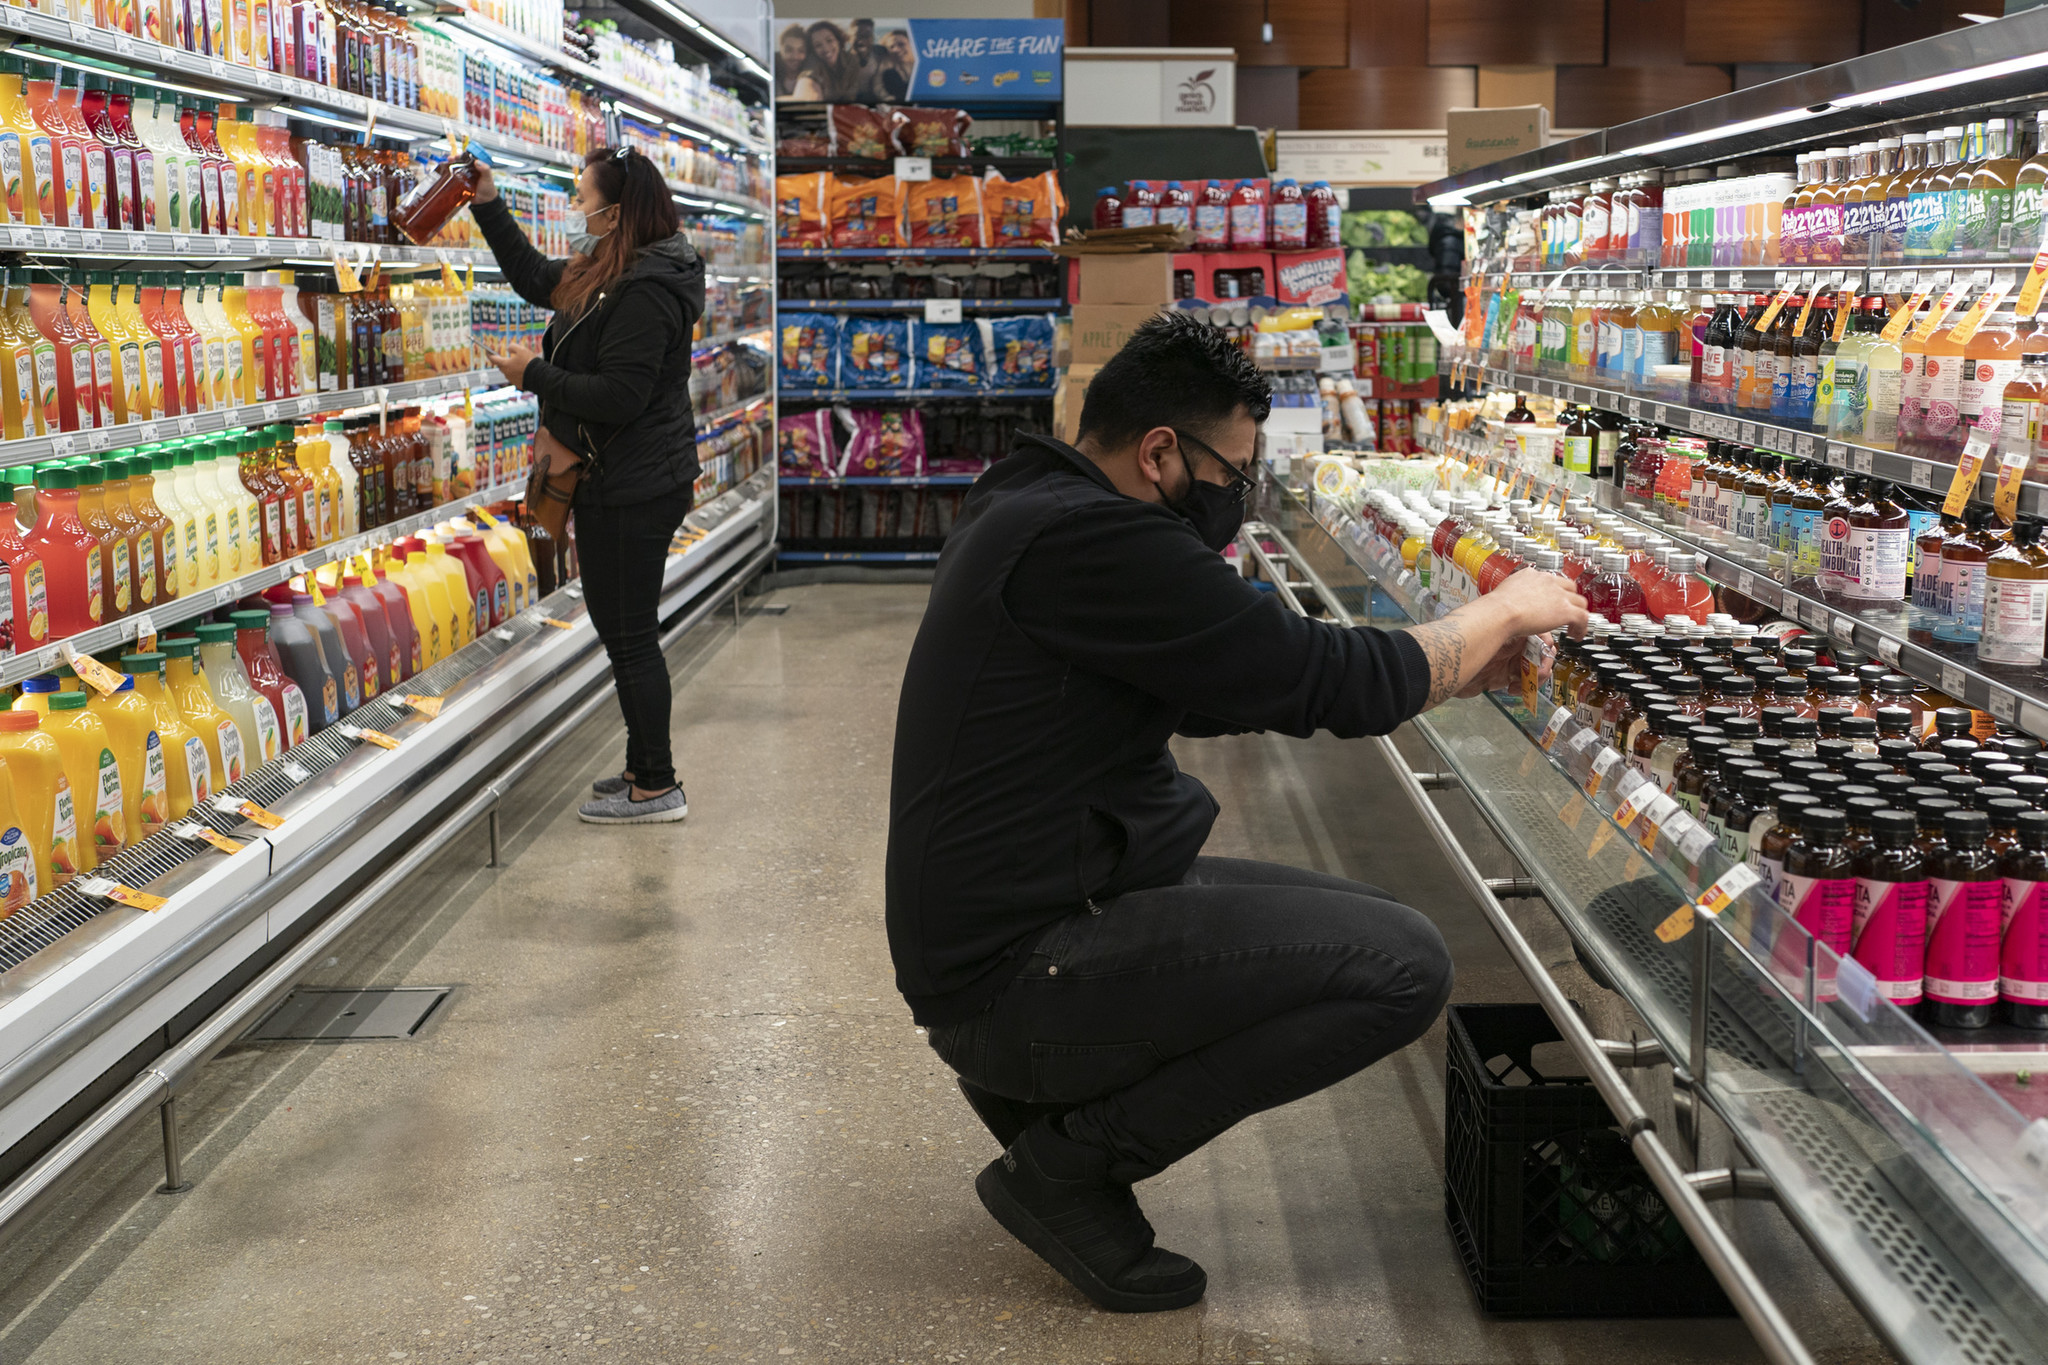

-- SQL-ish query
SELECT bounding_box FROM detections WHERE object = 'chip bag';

[901,176,984,248]
[978,315,1055,389]
[917,320,983,389]
[837,315,911,389]
[980,171,1065,248]
[827,104,891,160]
[830,175,902,248]
[778,313,840,389]
[887,106,973,158]
[777,410,842,477]
[840,408,927,478]
[775,172,832,247]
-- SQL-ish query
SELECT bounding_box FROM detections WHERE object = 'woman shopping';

[476,147,704,826]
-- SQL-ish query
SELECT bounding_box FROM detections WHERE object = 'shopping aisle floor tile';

[0,584,1848,1364]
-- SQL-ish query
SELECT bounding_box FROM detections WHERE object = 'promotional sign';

[775,19,1062,103]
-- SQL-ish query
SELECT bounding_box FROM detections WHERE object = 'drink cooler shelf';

[0,470,528,690]
[777,386,1055,401]
[1418,423,2048,742]
[0,224,500,266]
[0,367,504,469]
[1461,261,2048,293]
[771,299,1064,312]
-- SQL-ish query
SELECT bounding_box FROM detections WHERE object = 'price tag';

[893,156,932,181]
[333,252,363,293]
[1851,447,1874,474]
[341,724,401,749]
[208,57,227,78]
[1793,287,1819,336]
[401,693,442,717]
[1675,272,1691,287]
[130,613,155,651]
[1625,398,1641,418]
[1944,433,1993,516]
[127,233,145,253]
[1586,746,1623,796]
[492,626,515,641]
[922,298,962,324]
[213,237,233,257]
[1991,689,2018,723]
[1738,422,1756,444]
[1653,405,1668,425]
[1911,273,1972,340]
[1672,815,1716,864]
[1635,791,1680,849]
[7,226,30,248]
[564,586,583,599]
[1754,285,1799,333]
[1795,433,1815,457]
[1612,783,1656,832]
[1940,663,1968,699]
[49,435,75,457]
[1882,275,1937,342]
[1836,955,1880,1021]
[1946,274,2011,344]
[1910,461,1934,489]
[78,229,101,251]
[60,646,124,696]
[212,795,285,829]
[1831,290,1856,343]
[75,876,168,911]
[178,416,198,435]
[282,761,311,782]
[1538,706,1573,751]
[69,20,92,41]
[1832,614,1857,645]
[1735,570,1756,599]
[135,422,158,443]
[1696,861,1762,917]
[1877,636,1901,665]
[176,822,245,855]
[1993,450,2032,523]
[172,234,191,253]
[538,616,576,629]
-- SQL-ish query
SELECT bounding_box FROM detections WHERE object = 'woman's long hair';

[804,21,864,101]
[552,147,682,321]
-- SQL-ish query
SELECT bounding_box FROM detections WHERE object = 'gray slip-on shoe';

[591,772,631,797]
[577,786,688,825]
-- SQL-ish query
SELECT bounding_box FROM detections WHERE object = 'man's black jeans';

[573,487,695,792]
[927,857,1454,1184]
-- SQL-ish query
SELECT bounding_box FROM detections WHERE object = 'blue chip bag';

[778,313,840,389]
[977,315,1055,390]
[917,320,983,390]
[837,315,912,390]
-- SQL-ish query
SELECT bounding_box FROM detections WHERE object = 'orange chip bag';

[829,175,902,248]
[980,172,1065,249]
[775,172,832,247]
[902,176,984,248]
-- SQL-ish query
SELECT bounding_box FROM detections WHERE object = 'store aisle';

[0,584,1769,1365]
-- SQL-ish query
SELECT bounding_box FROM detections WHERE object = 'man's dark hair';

[1075,310,1273,450]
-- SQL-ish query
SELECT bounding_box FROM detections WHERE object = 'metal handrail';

[1245,517,1815,1365]
[0,539,775,1242]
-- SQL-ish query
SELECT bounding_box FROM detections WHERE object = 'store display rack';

[693,325,771,351]
[776,548,940,563]
[775,298,1062,312]
[781,475,977,487]
[1264,472,2048,1365]
[0,227,497,268]
[780,386,1055,402]
[776,247,1056,262]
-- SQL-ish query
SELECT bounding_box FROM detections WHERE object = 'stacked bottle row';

[0,507,548,913]
[0,405,520,645]
[1524,113,2048,271]
[0,268,473,442]
[1545,632,2048,1031]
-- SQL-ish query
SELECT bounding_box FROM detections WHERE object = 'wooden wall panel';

[1089,0,1171,46]
[1428,0,1606,66]
[1862,0,1977,54]
[1170,0,1349,67]
[1608,0,1685,66]
[1684,0,1859,64]
[1236,66,1301,130]
[1348,0,1427,68]
[1556,64,1735,128]
[1299,66,1478,129]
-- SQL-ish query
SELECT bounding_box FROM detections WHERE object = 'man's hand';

[1486,566,1591,639]
[1457,634,1527,699]
[1406,569,1589,710]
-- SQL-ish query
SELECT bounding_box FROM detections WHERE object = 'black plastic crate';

[1444,1003,1732,1317]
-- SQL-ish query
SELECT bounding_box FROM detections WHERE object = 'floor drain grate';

[247,987,453,1042]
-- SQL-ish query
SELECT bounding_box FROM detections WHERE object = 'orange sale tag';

[539,616,576,629]
[213,795,285,829]
[1695,862,1762,917]
[1655,904,1696,943]
[1910,277,1971,340]
[179,824,246,855]
[1793,290,1818,337]
[1996,451,2031,523]
[1881,278,1935,342]
[1946,277,2010,345]
[401,694,443,718]
[350,727,402,750]
[2017,238,2048,318]
[62,649,125,696]
[1830,291,1855,343]
[1943,435,1993,517]
[78,877,168,910]
[1753,285,1797,333]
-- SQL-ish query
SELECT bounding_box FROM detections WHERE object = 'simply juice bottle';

[202,617,282,759]
[88,672,166,843]
[222,273,264,406]
[22,465,98,634]
[135,276,182,419]
[123,452,173,608]
[122,652,206,817]
[29,277,89,433]
[0,467,47,652]
[211,437,259,575]
[0,57,40,225]
[55,72,105,230]
[0,273,37,440]
[86,273,140,425]
[108,81,148,229]
[78,74,123,232]
[24,64,77,229]
[44,691,121,861]
[61,273,113,431]
[115,279,162,420]
[246,604,312,741]
[0,709,81,890]
[141,448,192,599]
[101,456,153,612]
[161,635,243,788]
[75,463,130,620]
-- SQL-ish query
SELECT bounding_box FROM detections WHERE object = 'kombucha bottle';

[1978,514,2048,668]
[1929,808,2001,1028]
[1853,808,1928,1008]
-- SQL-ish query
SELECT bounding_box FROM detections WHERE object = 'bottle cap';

[2017,809,2048,850]
[195,622,236,643]
[1869,808,1917,844]
[1943,807,1990,845]
[47,691,85,711]
[229,609,271,629]
[120,652,165,673]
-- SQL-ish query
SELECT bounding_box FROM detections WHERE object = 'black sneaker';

[975,1117,1206,1313]
[955,1078,1070,1148]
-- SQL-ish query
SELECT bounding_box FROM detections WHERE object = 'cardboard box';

[1076,252,1177,305]
[1270,248,1347,306]
[1170,250,1273,304]
[1056,363,1104,443]
[1070,303,1169,364]
[1445,104,1550,174]
[1475,66,1556,121]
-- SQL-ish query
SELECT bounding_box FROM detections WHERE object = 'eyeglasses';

[1171,429,1256,505]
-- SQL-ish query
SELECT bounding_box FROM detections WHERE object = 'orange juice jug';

[86,673,163,844]
[0,755,39,916]
[163,634,244,787]
[29,278,90,433]
[43,691,121,861]
[102,455,154,611]
[24,64,77,228]
[75,463,130,620]
[0,56,41,226]
[0,271,38,440]
[115,278,162,418]
[86,272,142,424]
[0,709,83,889]
[122,651,207,816]
[387,551,448,664]
[23,465,100,634]
[124,452,173,606]
[135,275,181,418]
[63,271,114,430]
[222,273,263,405]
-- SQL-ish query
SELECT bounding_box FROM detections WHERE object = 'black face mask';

[1170,473,1245,552]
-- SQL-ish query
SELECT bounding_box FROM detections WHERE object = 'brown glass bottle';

[1779,806,1855,954]
[2000,808,2048,1028]
[1677,733,1729,817]
[1929,807,2001,1028]
[1852,808,1926,1006]
[1757,791,1822,900]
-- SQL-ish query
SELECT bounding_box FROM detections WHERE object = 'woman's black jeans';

[927,856,1454,1185]
[572,487,695,792]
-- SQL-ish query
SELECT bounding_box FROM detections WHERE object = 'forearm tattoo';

[1408,618,1471,709]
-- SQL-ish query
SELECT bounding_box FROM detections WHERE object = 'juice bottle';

[473,510,536,610]
[450,530,507,626]
[1777,805,1856,955]
[0,57,40,226]
[425,538,483,638]
[0,462,46,651]
[0,275,41,440]
[22,64,69,229]
[1966,117,2022,260]
[74,462,129,620]
[61,273,113,432]
[141,448,190,600]
[1979,514,2048,668]
[43,691,121,861]
[1961,306,2023,450]
[198,617,278,763]
[87,672,166,843]
[267,597,338,728]
[1920,317,1970,459]
[231,608,303,747]
[1227,177,1266,251]
[79,74,125,232]
[1851,807,1928,1007]
[1929,807,2002,1027]
[275,272,311,394]
[102,455,154,612]
[2014,114,2048,262]
[22,465,98,633]
[232,433,279,564]
[336,572,395,693]
[134,277,179,420]
[161,635,243,788]
[1935,503,1999,645]
[1269,177,1306,250]
[0,709,80,892]
[1905,130,1953,263]
[191,101,230,234]
[86,274,139,427]
[124,452,173,608]
[56,71,106,231]
[214,435,260,573]
[401,547,460,656]
[1881,133,1923,266]
[221,272,263,406]
[378,550,437,666]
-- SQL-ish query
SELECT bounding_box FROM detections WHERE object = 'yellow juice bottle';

[194,275,236,411]
[117,279,163,418]
[307,428,340,544]
[170,445,216,590]
[472,511,532,612]
[43,690,120,862]
[204,439,251,577]
[221,273,262,406]
[0,755,35,917]
[87,671,166,843]
[0,270,36,440]
[422,542,472,647]
[162,634,244,787]
[85,272,140,424]
[0,57,42,228]
[375,553,437,667]
[122,651,206,817]
[141,448,188,598]
[0,709,82,891]
[398,550,457,664]
[221,107,258,234]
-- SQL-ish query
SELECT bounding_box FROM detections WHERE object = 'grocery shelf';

[773,298,1063,312]
[1265,472,2048,1364]
[779,474,979,486]
[1417,7,2048,204]
[779,387,1055,401]
[706,269,771,285]
[1450,361,2048,519]
[668,186,771,219]
[774,155,1056,175]
[0,368,504,470]
[694,393,770,428]
[1463,260,2048,294]
[776,247,1056,261]
[776,549,942,562]
[0,223,499,267]
[692,326,771,351]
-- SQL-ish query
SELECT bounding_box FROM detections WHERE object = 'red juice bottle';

[1121,180,1158,228]
[22,464,99,635]
[79,75,123,233]
[1586,550,1648,623]
[1269,177,1307,250]
[1228,178,1267,250]
[56,72,105,231]
[1667,550,1716,624]
[231,606,302,748]
[1159,179,1193,232]
[1091,185,1121,232]
[108,81,148,231]
[1306,180,1341,249]
[29,278,92,433]
[195,103,233,235]
[1193,179,1230,251]
[25,64,79,229]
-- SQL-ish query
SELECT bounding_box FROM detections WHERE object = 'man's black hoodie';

[886,433,1435,1026]
[474,196,705,505]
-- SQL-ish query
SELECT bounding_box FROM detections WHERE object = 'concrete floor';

[0,584,1860,1363]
